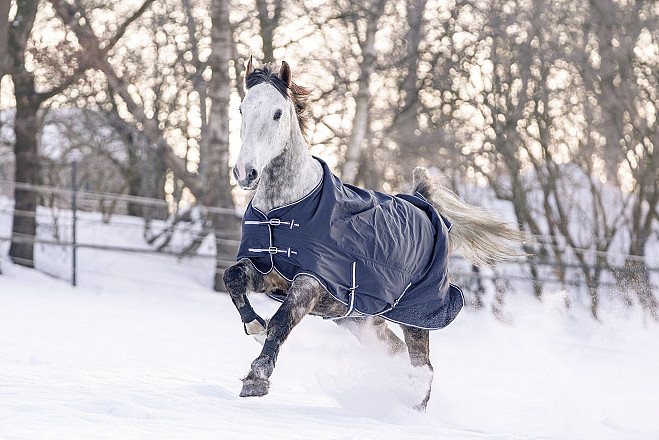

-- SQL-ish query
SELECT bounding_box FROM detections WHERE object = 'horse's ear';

[245,55,255,82]
[279,61,292,87]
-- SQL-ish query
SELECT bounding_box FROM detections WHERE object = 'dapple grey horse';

[224,58,524,411]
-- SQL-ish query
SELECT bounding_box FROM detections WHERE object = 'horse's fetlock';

[249,354,274,379]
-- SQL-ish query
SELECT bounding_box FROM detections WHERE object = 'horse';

[223,58,525,411]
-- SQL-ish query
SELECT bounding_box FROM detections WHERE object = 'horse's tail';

[412,167,527,266]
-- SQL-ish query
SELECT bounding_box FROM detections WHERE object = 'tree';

[52,0,239,290]
[256,0,283,63]
[0,0,10,78]
[340,0,388,184]
[0,0,9,274]
[576,0,659,315]
[205,0,238,290]
[6,0,42,268]
[4,0,153,268]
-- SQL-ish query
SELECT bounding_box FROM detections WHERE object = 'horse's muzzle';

[234,165,259,189]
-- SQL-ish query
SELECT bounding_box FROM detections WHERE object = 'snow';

[1,210,659,439]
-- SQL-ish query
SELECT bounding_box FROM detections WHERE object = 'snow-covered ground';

[1,211,659,439]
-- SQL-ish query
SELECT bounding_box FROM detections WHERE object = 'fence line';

[1,178,657,291]
[0,179,241,216]
[1,232,656,275]
[2,179,651,263]
[2,235,615,291]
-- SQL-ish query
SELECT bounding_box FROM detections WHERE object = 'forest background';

[0,0,657,320]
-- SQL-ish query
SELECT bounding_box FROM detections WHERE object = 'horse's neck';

[251,135,322,214]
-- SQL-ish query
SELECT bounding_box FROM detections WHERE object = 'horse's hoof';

[240,377,270,397]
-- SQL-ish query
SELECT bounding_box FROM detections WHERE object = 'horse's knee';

[223,263,248,295]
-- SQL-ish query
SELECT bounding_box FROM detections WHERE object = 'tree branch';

[50,0,202,194]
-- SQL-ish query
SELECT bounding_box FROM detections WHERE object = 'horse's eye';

[273,109,282,120]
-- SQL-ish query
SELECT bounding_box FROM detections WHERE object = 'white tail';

[413,167,527,266]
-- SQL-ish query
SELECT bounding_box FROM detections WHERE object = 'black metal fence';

[0,162,240,287]
[0,170,657,299]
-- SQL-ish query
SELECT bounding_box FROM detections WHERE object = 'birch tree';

[340,0,388,184]
[205,0,237,290]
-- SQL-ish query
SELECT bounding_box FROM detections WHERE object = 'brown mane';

[245,62,311,137]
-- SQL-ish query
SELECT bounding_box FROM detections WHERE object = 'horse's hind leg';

[336,316,407,356]
[401,326,433,412]
[240,275,323,397]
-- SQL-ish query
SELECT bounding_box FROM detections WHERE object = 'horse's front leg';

[240,275,323,397]
[223,259,285,337]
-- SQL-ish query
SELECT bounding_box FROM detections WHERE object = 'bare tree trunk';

[9,74,41,267]
[0,0,11,78]
[7,0,40,268]
[396,0,426,124]
[256,0,282,63]
[341,0,387,184]
[206,0,238,291]
[0,0,10,273]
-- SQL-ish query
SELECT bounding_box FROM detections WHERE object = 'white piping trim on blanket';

[240,255,354,315]
[267,173,324,214]
[378,283,465,330]
[331,262,358,321]
[273,266,350,309]
[240,253,349,310]
[241,257,462,329]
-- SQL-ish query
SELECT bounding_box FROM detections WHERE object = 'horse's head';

[234,58,308,190]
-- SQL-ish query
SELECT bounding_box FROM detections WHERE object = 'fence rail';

[0,178,241,216]
[1,174,657,293]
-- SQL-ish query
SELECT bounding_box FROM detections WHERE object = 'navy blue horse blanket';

[237,157,464,330]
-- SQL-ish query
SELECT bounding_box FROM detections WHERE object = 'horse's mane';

[245,63,311,137]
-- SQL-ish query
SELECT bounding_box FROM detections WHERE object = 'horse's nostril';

[248,168,258,181]
[233,167,240,181]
